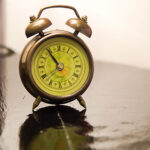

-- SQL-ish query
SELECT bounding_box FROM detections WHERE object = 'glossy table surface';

[1,53,150,150]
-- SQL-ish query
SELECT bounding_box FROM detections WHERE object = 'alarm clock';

[19,5,94,110]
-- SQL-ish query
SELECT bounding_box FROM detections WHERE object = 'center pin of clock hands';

[46,48,64,71]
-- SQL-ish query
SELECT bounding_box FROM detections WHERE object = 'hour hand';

[46,48,59,65]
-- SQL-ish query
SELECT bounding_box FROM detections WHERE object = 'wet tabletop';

[0,53,150,150]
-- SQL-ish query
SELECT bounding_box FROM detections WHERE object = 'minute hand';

[46,49,59,65]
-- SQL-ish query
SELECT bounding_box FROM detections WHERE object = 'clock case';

[19,30,94,104]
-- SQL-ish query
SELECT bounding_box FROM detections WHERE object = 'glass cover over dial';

[31,37,90,97]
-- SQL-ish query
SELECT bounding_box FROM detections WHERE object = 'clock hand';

[47,69,58,81]
[46,48,59,65]
[46,48,64,71]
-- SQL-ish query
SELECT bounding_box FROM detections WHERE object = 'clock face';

[31,36,90,97]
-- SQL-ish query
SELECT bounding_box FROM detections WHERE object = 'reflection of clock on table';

[19,5,94,110]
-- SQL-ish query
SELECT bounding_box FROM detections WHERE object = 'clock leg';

[77,95,86,109]
[32,96,42,111]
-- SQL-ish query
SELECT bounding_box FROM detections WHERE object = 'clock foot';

[32,96,42,111]
[77,95,86,109]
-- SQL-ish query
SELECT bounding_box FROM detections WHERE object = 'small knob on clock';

[25,16,52,38]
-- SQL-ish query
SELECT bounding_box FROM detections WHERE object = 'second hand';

[46,69,58,81]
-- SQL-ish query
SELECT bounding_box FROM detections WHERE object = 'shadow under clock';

[19,105,94,150]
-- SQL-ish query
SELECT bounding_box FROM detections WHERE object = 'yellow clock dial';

[31,37,90,97]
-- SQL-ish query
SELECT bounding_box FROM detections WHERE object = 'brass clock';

[19,5,94,110]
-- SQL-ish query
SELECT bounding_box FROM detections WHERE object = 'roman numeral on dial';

[73,73,79,78]
[57,45,60,51]
[73,55,78,59]
[67,48,70,53]
[49,80,53,86]
[40,56,46,59]
[68,80,72,86]
[38,66,44,68]
[75,65,81,68]
[41,74,47,79]
[59,82,62,88]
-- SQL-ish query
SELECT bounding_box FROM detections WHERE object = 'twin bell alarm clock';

[19,5,94,110]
